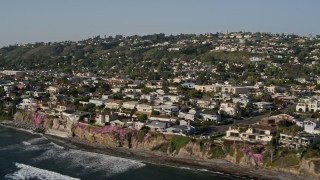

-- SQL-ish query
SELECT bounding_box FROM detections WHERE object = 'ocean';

[0,125,237,180]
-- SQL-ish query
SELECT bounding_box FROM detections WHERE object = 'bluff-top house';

[279,132,320,149]
[95,111,118,125]
[146,120,168,131]
[224,124,275,144]
[56,104,76,114]
[17,98,37,110]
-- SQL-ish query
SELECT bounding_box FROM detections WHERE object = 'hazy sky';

[1,0,319,47]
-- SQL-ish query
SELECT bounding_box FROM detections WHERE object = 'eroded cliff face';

[72,126,170,150]
[71,125,216,160]
[299,158,320,178]
[177,141,211,159]
[14,111,48,129]
[13,111,72,136]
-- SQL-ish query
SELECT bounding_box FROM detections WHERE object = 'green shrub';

[169,135,190,153]
[236,151,244,163]
[199,140,206,152]
[151,142,170,152]
[272,153,300,168]
[227,146,235,156]
[210,146,225,159]
[137,126,150,142]
[303,147,320,159]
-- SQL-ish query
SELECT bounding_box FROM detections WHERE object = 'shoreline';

[0,123,315,180]
[44,134,313,180]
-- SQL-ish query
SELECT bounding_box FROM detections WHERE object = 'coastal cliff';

[72,123,214,159]
[70,122,320,179]
[9,110,320,179]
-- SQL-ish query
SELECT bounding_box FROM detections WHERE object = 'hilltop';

[1,32,320,85]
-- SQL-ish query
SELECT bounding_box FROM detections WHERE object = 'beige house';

[122,101,138,109]
[105,99,123,109]
[296,96,320,112]
[136,104,153,114]
[219,103,238,116]
[194,85,222,93]
[46,86,61,94]
[279,132,320,149]
[133,121,145,130]
[221,86,248,95]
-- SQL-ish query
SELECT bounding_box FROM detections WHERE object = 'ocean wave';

[32,148,146,177]
[49,142,65,149]
[27,136,48,145]
[0,124,42,135]
[5,163,80,180]
[21,141,31,146]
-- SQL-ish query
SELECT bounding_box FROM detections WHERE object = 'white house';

[200,109,221,122]
[303,118,320,134]
[95,111,118,125]
[219,103,238,116]
[146,120,168,131]
[16,98,37,110]
[89,99,105,106]
[56,104,76,114]
[140,94,156,102]
[178,112,196,121]
[253,102,273,110]
[1,70,24,76]
[132,121,145,130]
[224,124,275,144]
[153,105,179,116]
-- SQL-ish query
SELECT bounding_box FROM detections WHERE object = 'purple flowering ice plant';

[239,145,265,162]
[144,133,151,141]
[33,113,45,125]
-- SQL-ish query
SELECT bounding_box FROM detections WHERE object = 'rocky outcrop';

[177,141,211,159]
[13,110,72,136]
[13,111,38,129]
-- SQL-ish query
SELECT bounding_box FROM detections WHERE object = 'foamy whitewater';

[0,125,235,180]
[5,163,81,180]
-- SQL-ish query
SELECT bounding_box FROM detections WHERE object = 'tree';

[0,87,6,97]
[261,89,273,102]
[137,114,148,120]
